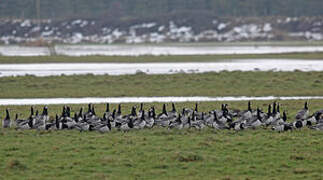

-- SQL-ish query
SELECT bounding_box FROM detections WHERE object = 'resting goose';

[232,122,245,131]
[33,106,49,130]
[133,110,146,129]
[169,114,183,130]
[75,115,90,132]
[212,111,229,130]
[309,123,323,131]
[264,104,274,126]
[168,103,178,118]
[15,114,33,130]
[155,104,171,127]
[272,123,292,132]
[270,111,287,126]
[190,112,206,130]
[307,112,322,125]
[295,102,309,120]
[245,108,263,129]
[239,101,253,121]
[89,115,111,133]
[144,111,155,128]
[273,102,281,120]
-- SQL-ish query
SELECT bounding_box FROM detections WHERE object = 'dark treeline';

[1,0,323,19]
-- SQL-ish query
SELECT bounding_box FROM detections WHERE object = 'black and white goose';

[75,114,90,131]
[264,104,274,126]
[270,111,287,126]
[272,123,292,132]
[295,102,309,120]
[15,114,33,130]
[133,110,146,129]
[89,115,111,133]
[190,112,206,130]
[306,112,322,125]
[273,102,281,120]
[33,106,49,130]
[245,108,263,129]
[155,104,170,127]
[239,101,253,121]
[212,111,229,130]
[169,114,183,130]
[168,103,178,119]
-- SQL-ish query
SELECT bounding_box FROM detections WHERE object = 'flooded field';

[0,59,322,77]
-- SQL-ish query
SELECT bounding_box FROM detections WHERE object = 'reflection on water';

[1,45,323,56]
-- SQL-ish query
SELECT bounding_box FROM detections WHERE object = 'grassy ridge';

[0,52,323,64]
[0,100,323,179]
[0,72,322,98]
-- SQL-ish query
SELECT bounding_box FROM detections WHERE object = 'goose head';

[42,106,48,116]
[131,106,137,116]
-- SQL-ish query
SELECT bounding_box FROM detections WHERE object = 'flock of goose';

[2,102,323,133]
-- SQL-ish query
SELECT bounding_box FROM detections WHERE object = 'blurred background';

[0,0,322,45]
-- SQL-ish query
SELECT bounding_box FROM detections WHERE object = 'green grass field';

[0,53,323,179]
[0,52,323,64]
[0,71,322,98]
[1,100,323,180]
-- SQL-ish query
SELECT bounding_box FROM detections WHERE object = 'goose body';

[295,102,309,120]
[272,123,292,132]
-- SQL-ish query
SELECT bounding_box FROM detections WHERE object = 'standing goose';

[295,102,309,120]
